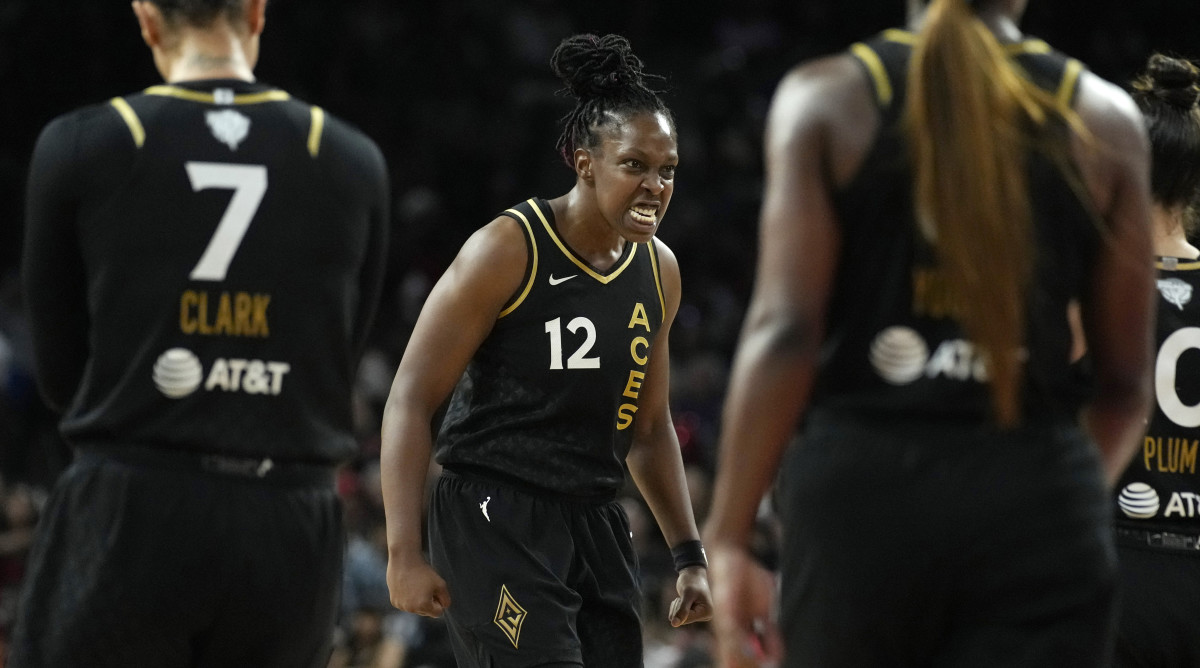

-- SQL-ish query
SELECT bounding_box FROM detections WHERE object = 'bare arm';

[703,54,872,666]
[1072,71,1156,485]
[380,215,527,616]
[704,55,864,552]
[624,240,712,626]
[626,241,692,547]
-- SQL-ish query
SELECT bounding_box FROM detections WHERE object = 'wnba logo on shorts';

[493,584,527,649]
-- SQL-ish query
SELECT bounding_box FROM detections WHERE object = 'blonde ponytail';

[906,0,1068,425]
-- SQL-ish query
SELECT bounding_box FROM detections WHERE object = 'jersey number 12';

[545,317,600,370]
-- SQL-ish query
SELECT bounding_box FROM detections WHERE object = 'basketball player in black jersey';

[704,0,1156,666]
[379,34,711,667]
[1110,54,1200,668]
[14,1,389,666]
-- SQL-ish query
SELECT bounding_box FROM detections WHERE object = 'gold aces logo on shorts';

[493,584,528,648]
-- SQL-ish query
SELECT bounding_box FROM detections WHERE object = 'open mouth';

[629,205,658,225]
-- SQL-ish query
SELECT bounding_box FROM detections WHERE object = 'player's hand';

[707,543,782,667]
[386,556,451,618]
[668,565,714,626]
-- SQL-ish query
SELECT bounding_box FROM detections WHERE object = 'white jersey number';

[545,317,601,370]
[1156,326,1200,427]
[185,162,268,281]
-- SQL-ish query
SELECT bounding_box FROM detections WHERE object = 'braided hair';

[550,34,674,168]
[148,0,245,28]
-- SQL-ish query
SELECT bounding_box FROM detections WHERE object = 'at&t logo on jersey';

[152,348,290,398]
[869,326,989,385]
[1118,483,1160,519]
[1118,482,1200,519]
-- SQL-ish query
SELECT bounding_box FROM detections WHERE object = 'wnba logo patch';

[493,584,527,648]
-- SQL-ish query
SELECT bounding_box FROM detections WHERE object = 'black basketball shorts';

[9,449,343,668]
[1113,541,1200,668]
[429,468,644,667]
[776,413,1117,667]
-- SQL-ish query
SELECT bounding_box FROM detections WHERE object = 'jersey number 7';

[185,162,268,282]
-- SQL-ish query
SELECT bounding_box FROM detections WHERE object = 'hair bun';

[550,34,648,100]
[1141,54,1200,110]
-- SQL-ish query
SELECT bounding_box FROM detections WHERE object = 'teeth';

[630,206,658,223]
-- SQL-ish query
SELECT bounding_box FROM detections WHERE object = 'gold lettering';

[1150,437,1200,474]
[253,294,270,337]
[616,403,638,430]
[178,290,270,338]
[197,291,213,335]
[213,293,233,335]
[627,302,650,331]
[1184,440,1198,475]
[181,290,199,334]
[234,292,253,336]
[630,337,649,365]
[623,370,645,399]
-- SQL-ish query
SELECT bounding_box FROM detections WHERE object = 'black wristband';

[671,539,708,572]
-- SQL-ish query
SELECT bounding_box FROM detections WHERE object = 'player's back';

[25,79,389,463]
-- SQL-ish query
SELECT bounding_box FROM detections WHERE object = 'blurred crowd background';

[0,1,1197,665]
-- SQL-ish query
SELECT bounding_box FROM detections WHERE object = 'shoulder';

[769,53,871,133]
[1073,69,1148,155]
[649,237,681,310]
[767,52,879,187]
[35,99,131,151]
[456,213,530,271]
[308,105,387,173]
[650,236,679,278]
[29,100,138,188]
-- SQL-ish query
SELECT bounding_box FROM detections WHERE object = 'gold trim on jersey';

[527,199,639,284]
[881,29,1050,56]
[308,106,325,157]
[881,29,916,45]
[109,97,145,148]
[1157,259,1200,271]
[648,239,666,325]
[498,207,539,318]
[863,32,1075,110]
[143,85,291,105]
[850,42,893,108]
[1056,58,1083,109]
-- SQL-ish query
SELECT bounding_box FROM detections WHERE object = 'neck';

[908,1,1023,43]
[1153,204,1200,259]
[161,27,255,83]
[551,187,626,268]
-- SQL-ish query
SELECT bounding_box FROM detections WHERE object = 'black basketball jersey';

[435,198,667,496]
[809,30,1098,423]
[22,79,390,463]
[1114,259,1200,533]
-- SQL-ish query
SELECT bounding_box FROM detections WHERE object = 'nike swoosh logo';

[548,274,577,285]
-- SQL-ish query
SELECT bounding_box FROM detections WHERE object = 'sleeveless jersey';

[435,198,667,496]
[22,79,390,463]
[1113,258,1200,533]
[809,30,1098,423]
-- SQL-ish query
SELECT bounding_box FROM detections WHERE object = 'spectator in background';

[13,0,389,665]
[705,0,1155,665]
